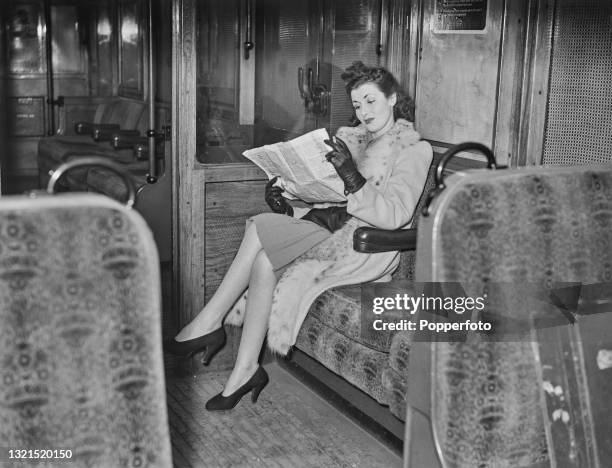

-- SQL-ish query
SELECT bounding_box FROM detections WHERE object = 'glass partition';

[196,0,244,163]
[195,0,388,164]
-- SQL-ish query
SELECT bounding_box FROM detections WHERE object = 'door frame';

[172,0,197,328]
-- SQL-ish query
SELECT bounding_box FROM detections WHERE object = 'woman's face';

[350,82,397,137]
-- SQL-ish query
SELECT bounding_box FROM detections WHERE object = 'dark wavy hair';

[341,61,414,125]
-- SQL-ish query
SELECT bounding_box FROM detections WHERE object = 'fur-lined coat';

[225,119,433,354]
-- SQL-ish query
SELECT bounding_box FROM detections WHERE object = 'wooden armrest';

[111,134,147,149]
[93,128,139,142]
[74,122,120,135]
[353,227,417,253]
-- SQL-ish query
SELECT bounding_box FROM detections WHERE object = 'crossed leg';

[174,222,277,394]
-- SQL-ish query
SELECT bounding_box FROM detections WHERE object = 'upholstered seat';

[402,163,612,467]
[0,193,172,467]
[296,286,393,403]
[86,163,150,201]
[37,99,147,188]
[293,153,440,415]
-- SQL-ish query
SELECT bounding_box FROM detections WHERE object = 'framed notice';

[434,0,487,33]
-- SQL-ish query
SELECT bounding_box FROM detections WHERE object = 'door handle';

[298,67,313,107]
[311,83,330,116]
[243,0,254,59]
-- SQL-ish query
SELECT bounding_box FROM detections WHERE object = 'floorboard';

[165,363,402,468]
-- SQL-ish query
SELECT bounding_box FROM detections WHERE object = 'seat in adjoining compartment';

[37,99,147,188]
[0,192,172,467]
[401,163,612,467]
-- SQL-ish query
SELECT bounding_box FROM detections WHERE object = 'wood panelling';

[415,0,504,147]
[493,0,529,167]
[204,179,268,300]
[172,0,199,329]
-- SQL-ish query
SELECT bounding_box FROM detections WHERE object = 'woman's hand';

[324,137,366,194]
[265,176,294,216]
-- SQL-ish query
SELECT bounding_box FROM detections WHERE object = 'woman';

[165,61,433,410]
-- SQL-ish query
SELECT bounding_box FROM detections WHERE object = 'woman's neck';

[369,117,395,140]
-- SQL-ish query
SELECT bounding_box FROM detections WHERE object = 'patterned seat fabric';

[403,164,612,467]
[0,194,172,467]
[296,286,394,403]
[295,155,440,416]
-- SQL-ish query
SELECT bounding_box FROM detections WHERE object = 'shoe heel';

[251,381,267,403]
[201,339,225,366]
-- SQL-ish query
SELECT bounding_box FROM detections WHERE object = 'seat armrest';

[111,134,147,149]
[74,122,121,135]
[93,128,139,142]
[353,227,417,253]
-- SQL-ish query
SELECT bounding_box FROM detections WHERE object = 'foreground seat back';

[0,193,172,467]
[406,163,612,467]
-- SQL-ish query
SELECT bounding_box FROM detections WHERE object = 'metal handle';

[243,0,254,59]
[47,156,137,208]
[307,68,314,96]
[311,83,330,116]
[298,67,306,99]
[422,142,498,217]
[43,0,55,135]
[376,0,385,57]
[147,0,157,182]
[298,66,314,107]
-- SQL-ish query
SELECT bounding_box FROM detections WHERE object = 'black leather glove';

[301,206,351,233]
[324,136,366,194]
[265,176,294,216]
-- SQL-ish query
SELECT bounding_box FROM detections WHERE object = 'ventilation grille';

[542,0,612,165]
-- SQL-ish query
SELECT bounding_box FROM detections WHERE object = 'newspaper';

[243,128,347,203]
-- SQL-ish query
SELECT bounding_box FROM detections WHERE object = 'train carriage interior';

[1,0,611,467]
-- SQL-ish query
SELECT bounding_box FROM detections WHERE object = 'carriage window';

[118,0,144,98]
[6,3,45,74]
[50,5,82,74]
[196,0,244,163]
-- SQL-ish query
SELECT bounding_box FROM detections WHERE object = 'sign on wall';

[434,0,487,33]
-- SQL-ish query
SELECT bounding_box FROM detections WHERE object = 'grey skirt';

[250,213,332,278]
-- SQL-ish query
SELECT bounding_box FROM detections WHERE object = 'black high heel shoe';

[205,366,269,411]
[163,327,226,365]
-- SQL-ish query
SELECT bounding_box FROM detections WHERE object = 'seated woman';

[165,61,433,411]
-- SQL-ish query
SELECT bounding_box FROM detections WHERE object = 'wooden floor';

[165,363,402,468]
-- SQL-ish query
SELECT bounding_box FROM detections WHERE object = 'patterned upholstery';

[294,154,440,414]
[402,164,612,467]
[0,194,172,467]
[295,286,391,403]
[382,331,412,418]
